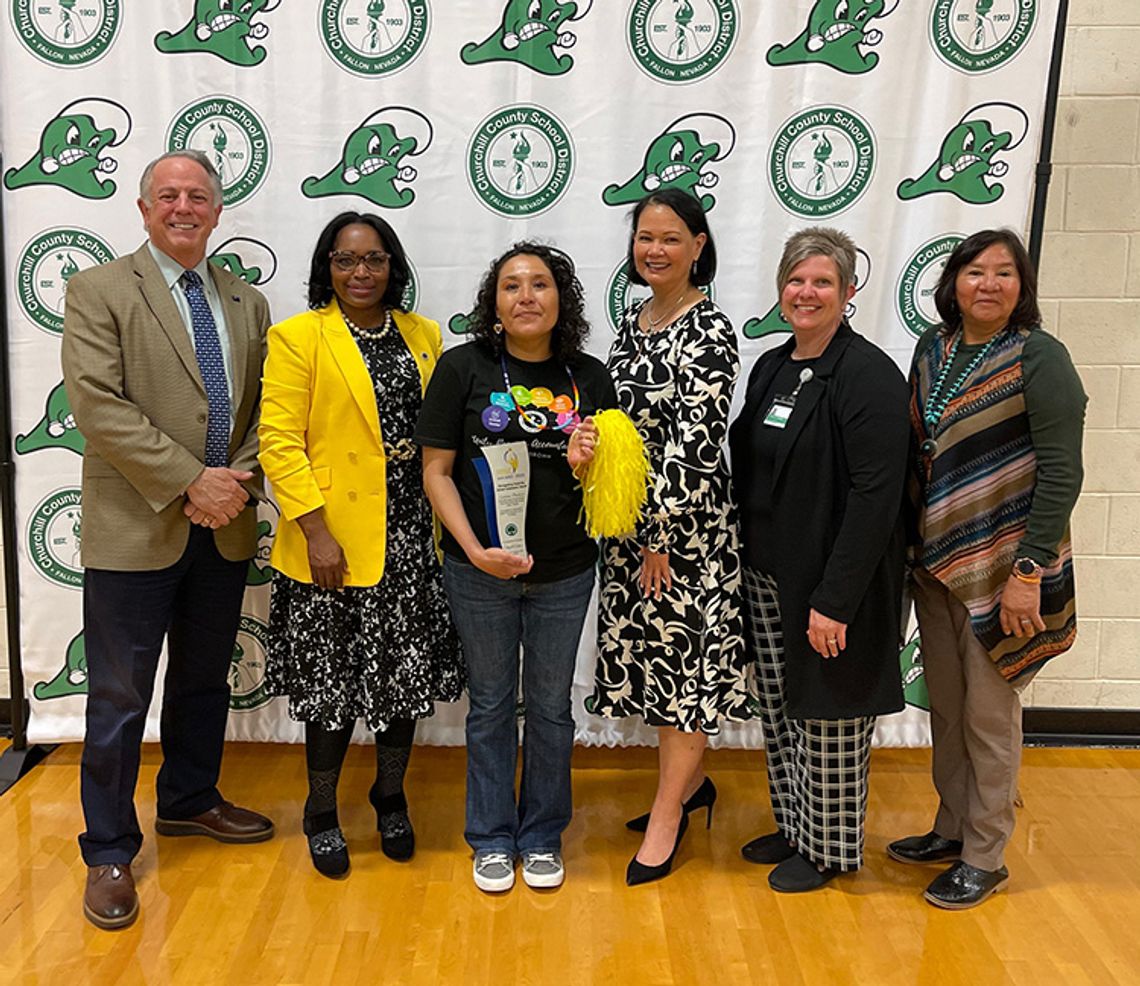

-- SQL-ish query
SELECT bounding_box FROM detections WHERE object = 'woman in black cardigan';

[728,227,910,893]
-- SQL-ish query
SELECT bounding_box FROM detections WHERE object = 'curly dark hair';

[306,211,411,312]
[933,228,1041,335]
[468,242,591,364]
[625,187,717,288]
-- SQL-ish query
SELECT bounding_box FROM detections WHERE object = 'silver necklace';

[645,287,690,330]
[342,308,392,339]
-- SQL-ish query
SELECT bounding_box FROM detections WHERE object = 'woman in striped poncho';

[888,229,1087,910]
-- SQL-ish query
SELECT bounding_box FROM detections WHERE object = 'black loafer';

[741,831,796,865]
[768,852,840,893]
[924,861,1008,909]
[887,831,963,865]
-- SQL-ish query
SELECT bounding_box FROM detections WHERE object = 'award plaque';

[473,441,530,557]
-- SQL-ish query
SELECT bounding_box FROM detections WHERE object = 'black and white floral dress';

[266,326,464,732]
[588,299,755,733]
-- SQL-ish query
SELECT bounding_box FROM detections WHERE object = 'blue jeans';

[443,556,595,855]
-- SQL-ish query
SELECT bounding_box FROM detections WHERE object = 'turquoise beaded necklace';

[920,328,1005,456]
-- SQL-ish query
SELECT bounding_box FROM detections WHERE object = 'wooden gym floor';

[1,741,1138,986]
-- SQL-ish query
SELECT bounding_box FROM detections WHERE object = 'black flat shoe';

[768,852,840,893]
[370,786,415,862]
[924,861,1008,909]
[626,813,689,887]
[887,831,963,865]
[626,777,717,832]
[741,830,796,865]
[303,812,350,879]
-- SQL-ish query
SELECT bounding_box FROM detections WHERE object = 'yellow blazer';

[258,302,441,586]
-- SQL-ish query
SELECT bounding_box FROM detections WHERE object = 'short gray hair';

[138,150,223,206]
[776,227,858,296]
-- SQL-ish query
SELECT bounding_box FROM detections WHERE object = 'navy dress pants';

[78,526,248,866]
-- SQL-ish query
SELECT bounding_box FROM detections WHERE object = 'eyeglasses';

[330,251,390,273]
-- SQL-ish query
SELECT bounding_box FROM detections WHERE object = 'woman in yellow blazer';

[259,212,462,878]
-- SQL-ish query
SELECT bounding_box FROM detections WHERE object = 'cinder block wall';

[1028,0,1140,708]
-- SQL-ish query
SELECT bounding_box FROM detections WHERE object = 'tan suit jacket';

[61,242,270,571]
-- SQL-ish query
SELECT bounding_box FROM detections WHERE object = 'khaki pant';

[913,568,1022,871]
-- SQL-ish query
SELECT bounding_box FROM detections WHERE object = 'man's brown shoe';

[155,801,274,843]
[83,863,138,930]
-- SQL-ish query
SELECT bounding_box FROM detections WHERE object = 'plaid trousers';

[742,567,875,871]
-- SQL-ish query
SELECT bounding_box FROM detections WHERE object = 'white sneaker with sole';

[521,851,564,888]
[473,850,515,892]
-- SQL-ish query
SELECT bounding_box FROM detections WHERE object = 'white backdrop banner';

[2,0,1059,747]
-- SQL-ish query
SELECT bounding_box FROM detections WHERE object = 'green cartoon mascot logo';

[603,113,735,212]
[33,631,88,701]
[744,248,871,339]
[302,106,432,208]
[899,627,930,711]
[461,0,593,76]
[448,311,474,336]
[767,0,898,74]
[897,102,1028,205]
[15,381,84,456]
[245,501,279,586]
[4,99,131,200]
[155,0,281,66]
[209,236,277,286]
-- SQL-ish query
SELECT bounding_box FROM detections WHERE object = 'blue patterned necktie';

[180,269,231,467]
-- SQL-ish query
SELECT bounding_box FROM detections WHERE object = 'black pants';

[78,526,248,866]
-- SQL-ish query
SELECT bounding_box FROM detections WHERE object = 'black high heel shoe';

[626,813,689,887]
[626,777,716,833]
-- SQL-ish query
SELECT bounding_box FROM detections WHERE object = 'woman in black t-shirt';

[415,243,615,895]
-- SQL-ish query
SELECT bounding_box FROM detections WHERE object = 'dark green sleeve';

[1019,329,1087,565]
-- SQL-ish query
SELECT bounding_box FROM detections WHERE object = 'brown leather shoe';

[155,801,274,843]
[83,863,139,930]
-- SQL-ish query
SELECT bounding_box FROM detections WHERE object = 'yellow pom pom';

[580,409,649,538]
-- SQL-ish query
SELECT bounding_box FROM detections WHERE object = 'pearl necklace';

[342,308,392,339]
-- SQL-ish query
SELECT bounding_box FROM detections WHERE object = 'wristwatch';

[1012,557,1042,582]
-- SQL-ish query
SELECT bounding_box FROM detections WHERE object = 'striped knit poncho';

[911,326,1077,681]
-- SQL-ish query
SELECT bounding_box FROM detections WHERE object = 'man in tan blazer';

[62,150,273,931]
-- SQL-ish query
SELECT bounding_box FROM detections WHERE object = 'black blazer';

[729,322,910,718]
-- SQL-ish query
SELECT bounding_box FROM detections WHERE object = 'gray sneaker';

[521,851,564,888]
[473,850,515,892]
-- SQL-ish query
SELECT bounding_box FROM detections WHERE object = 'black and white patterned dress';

[587,299,755,733]
[266,325,464,732]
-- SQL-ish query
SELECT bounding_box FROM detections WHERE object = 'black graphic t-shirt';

[415,341,617,583]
